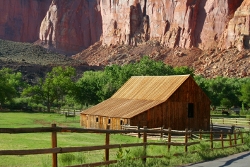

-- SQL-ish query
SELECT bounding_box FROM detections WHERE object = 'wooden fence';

[0,124,249,167]
[211,118,250,128]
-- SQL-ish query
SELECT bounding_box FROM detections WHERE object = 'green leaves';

[240,81,250,107]
[22,66,76,112]
[74,56,194,105]
[195,75,250,108]
[0,68,23,105]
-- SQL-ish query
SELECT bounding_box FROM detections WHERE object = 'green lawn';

[0,112,250,167]
[0,112,141,167]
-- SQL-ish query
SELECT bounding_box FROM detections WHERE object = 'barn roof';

[81,75,190,118]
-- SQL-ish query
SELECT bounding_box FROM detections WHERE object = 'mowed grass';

[1,112,250,167]
[0,112,141,167]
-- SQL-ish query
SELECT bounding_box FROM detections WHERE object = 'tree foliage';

[240,81,250,107]
[0,68,23,106]
[1,56,249,112]
[195,75,250,108]
[22,66,76,112]
[74,56,194,105]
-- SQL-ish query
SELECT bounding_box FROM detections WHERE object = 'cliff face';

[219,0,250,51]
[101,0,244,50]
[0,0,248,54]
[0,0,51,42]
[39,0,102,54]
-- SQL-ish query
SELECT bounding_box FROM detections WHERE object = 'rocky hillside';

[0,0,250,78]
[73,41,250,78]
[0,39,100,83]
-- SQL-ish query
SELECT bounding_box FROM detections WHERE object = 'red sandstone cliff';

[39,0,102,54]
[100,0,244,50]
[0,0,249,54]
[219,0,250,51]
[0,0,51,42]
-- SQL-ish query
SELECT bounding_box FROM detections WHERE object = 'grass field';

[0,112,250,167]
[0,112,142,167]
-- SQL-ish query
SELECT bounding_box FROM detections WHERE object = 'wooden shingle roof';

[81,75,190,118]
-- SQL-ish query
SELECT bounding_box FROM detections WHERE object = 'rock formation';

[101,0,244,50]
[0,0,51,42]
[39,0,102,54]
[219,0,250,51]
[0,0,248,53]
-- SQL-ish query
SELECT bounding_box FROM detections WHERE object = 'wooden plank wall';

[130,77,210,130]
[81,114,130,130]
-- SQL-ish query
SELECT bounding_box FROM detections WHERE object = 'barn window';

[188,103,194,118]
[120,120,123,125]
[108,118,111,124]
[96,117,99,122]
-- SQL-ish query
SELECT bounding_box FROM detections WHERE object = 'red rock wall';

[0,0,51,42]
[0,0,246,54]
[101,0,146,46]
[101,0,243,50]
[39,0,103,54]
[219,0,249,51]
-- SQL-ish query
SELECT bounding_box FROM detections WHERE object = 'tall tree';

[22,66,76,112]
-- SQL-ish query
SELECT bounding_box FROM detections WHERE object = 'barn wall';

[130,77,210,130]
[80,114,130,130]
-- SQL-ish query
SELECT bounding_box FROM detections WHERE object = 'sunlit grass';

[0,112,250,167]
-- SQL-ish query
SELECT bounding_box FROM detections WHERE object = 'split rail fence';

[0,124,249,167]
[211,118,250,128]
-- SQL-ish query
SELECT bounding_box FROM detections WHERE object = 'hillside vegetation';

[0,39,100,84]
[0,39,79,66]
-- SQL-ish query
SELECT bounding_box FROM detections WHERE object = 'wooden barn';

[80,75,211,131]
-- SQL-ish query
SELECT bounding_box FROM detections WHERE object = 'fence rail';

[211,118,250,128]
[0,124,249,167]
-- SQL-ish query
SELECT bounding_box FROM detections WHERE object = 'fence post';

[160,126,164,139]
[220,130,224,149]
[210,129,213,150]
[105,125,110,162]
[241,131,244,144]
[199,129,202,140]
[234,130,237,145]
[168,127,171,152]
[185,128,188,153]
[51,124,57,167]
[211,121,213,131]
[228,130,232,146]
[143,126,147,163]
[138,125,141,138]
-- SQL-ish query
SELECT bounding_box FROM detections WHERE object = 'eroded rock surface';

[219,0,250,51]
[39,0,102,54]
[0,0,51,42]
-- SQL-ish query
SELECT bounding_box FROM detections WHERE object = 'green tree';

[240,81,250,107]
[22,66,76,112]
[75,56,194,105]
[0,68,23,107]
[220,98,232,109]
[195,76,248,109]
[74,71,104,106]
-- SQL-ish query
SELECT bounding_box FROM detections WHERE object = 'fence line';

[0,124,248,167]
[211,118,250,128]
